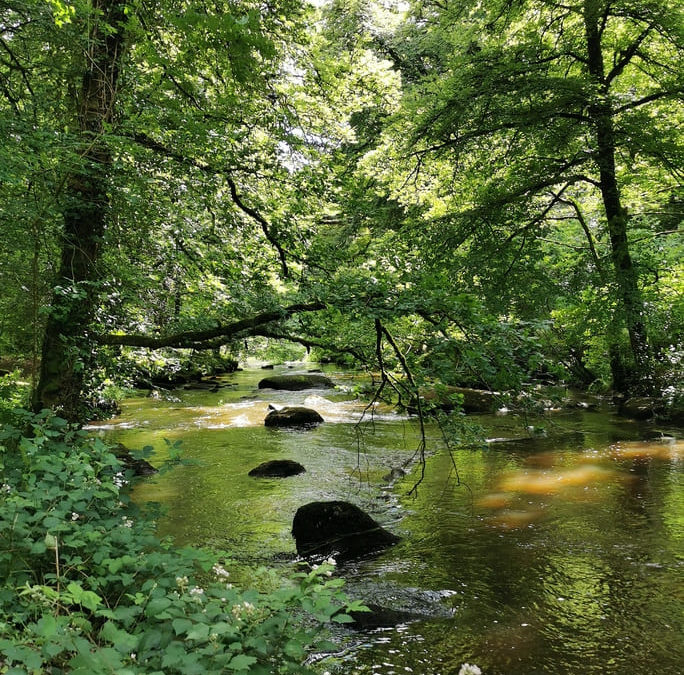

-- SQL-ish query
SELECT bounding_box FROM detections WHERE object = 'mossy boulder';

[347,603,423,629]
[292,500,399,561]
[265,406,324,428]
[258,374,333,391]
[248,460,306,478]
[409,386,498,414]
[619,396,684,423]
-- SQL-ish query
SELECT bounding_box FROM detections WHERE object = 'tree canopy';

[0,0,681,420]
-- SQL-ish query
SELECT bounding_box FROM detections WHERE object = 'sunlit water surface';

[88,365,683,675]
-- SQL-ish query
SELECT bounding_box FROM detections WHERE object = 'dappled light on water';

[91,367,683,675]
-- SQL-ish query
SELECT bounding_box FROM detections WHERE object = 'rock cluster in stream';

[258,374,334,391]
[248,460,306,478]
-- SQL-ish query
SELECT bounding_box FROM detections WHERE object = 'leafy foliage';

[0,410,361,674]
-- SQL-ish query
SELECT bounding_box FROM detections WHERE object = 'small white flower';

[176,576,189,589]
[0,484,11,494]
[231,600,255,618]
[121,516,133,528]
[71,512,80,521]
[324,557,337,566]
[458,664,482,675]
[212,564,229,578]
[113,472,127,488]
[189,586,204,596]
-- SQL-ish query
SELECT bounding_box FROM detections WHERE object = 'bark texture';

[33,0,126,419]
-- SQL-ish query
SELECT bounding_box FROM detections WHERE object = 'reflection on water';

[90,366,683,675]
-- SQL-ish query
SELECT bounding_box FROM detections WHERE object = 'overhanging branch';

[95,302,324,349]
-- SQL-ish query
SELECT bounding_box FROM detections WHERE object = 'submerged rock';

[113,443,157,476]
[619,396,684,424]
[382,467,407,483]
[258,374,333,391]
[292,500,399,560]
[620,396,658,420]
[347,603,424,629]
[248,460,306,478]
[265,406,324,428]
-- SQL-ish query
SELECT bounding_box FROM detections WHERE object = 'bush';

[0,410,363,674]
[0,371,31,426]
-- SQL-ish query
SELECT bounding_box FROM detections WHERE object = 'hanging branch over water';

[95,302,324,349]
[374,319,428,496]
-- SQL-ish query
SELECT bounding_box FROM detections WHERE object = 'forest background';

[0,0,680,424]
[0,1,681,673]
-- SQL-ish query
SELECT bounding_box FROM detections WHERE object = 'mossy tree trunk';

[33,0,126,420]
[583,0,653,393]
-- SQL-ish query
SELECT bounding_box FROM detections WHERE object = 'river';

[87,364,683,675]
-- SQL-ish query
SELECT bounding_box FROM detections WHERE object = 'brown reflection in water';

[609,439,682,461]
[485,509,544,529]
[476,492,513,509]
[475,620,540,669]
[479,457,619,529]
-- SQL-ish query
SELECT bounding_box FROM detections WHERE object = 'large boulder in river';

[292,501,399,561]
[409,386,498,414]
[249,460,306,478]
[265,406,324,428]
[619,397,658,420]
[258,374,333,391]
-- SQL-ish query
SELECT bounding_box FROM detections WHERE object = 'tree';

[366,0,682,393]
[0,0,317,419]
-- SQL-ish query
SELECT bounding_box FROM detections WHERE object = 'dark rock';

[409,386,498,414]
[113,443,157,476]
[347,603,423,629]
[261,364,275,369]
[307,369,323,373]
[620,397,657,420]
[183,382,220,392]
[619,396,684,424]
[292,501,399,561]
[382,467,407,483]
[248,460,306,478]
[265,406,324,428]
[258,374,333,391]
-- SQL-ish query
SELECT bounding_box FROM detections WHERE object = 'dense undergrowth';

[0,410,363,674]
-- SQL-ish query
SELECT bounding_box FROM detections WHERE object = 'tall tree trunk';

[33,0,126,420]
[583,0,652,394]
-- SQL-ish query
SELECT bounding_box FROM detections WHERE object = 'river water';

[87,364,683,675]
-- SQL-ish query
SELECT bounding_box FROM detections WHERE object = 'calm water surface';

[88,365,683,675]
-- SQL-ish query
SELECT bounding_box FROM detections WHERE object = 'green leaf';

[186,623,210,641]
[227,654,258,670]
[66,582,103,611]
[33,614,58,637]
[172,618,193,635]
[100,621,139,652]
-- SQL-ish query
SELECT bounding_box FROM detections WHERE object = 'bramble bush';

[0,410,364,674]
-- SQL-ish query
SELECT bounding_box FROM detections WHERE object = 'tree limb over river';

[95,303,325,349]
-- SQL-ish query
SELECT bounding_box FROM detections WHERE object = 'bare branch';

[131,132,290,277]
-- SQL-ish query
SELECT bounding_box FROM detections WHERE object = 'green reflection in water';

[88,367,683,675]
